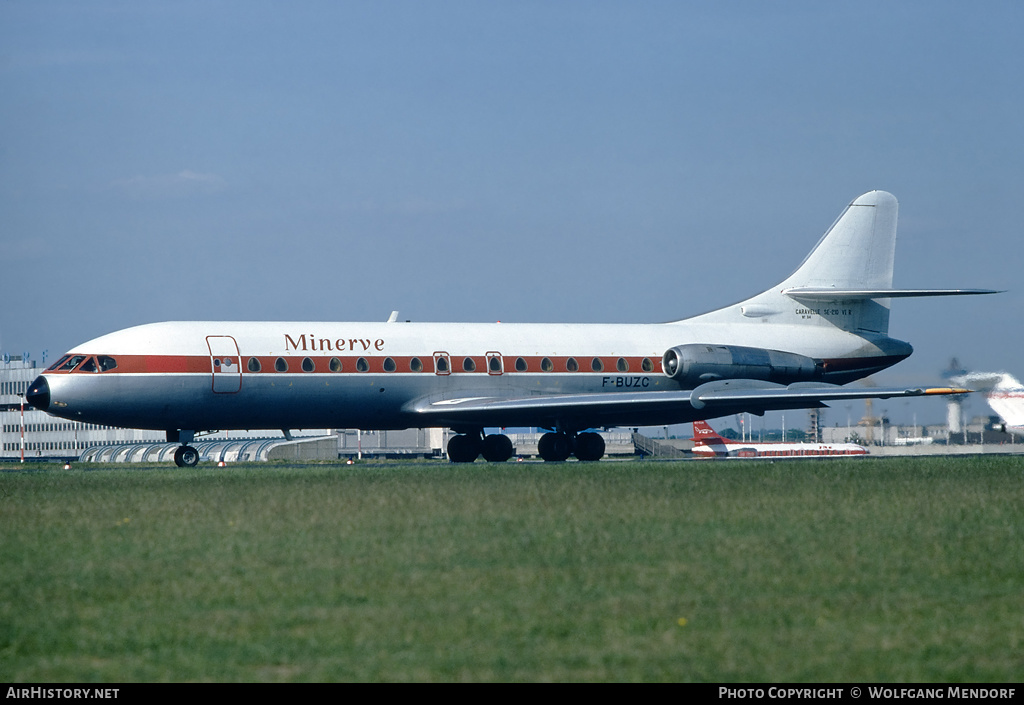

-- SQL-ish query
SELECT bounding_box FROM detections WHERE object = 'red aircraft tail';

[692,420,728,444]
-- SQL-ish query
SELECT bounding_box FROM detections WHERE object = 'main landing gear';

[447,431,515,463]
[446,430,606,463]
[537,431,605,462]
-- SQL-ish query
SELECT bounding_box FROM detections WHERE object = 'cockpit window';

[48,355,71,371]
[98,356,118,371]
[78,357,99,373]
[58,355,86,371]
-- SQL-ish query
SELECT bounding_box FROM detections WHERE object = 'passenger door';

[207,336,242,393]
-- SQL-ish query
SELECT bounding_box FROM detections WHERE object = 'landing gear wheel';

[574,432,606,461]
[538,432,572,462]
[174,445,200,468]
[481,434,514,462]
[447,434,482,463]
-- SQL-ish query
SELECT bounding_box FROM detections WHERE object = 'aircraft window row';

[239,355,659,374]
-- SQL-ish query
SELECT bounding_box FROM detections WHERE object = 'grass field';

[1,456,1022,682]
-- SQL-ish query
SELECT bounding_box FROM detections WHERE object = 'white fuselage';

[35,316,906,434]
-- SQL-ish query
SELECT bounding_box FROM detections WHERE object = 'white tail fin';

[780,190,899,292]
[689,191,996,337]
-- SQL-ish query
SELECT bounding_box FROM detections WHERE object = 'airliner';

[25,191,992,466]
[690,420,867,458]
[950,371,1024,434]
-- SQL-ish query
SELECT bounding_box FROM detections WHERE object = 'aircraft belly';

[44,371,684,431]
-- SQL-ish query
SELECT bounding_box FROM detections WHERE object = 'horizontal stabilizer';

[784,288,1000,300]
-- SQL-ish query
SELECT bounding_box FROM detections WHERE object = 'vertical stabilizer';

[777,190,898,336]
[692,420,727,443]
[779,191,898,292]
[689,191,901,337]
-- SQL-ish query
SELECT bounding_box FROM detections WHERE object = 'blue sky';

[3,1,1021,425]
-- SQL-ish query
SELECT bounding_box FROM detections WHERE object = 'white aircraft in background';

[26,191,992,466]
[950,372,1024,434]
[690,420,867,458]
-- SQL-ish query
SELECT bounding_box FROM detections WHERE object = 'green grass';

[1,457,1022,682]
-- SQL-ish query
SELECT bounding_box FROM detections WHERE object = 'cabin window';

[566,357,579,372]
[383,357,397,372]
[356,357,369,372]
[275,357,288,372]
[410,357,423,373]
[302,357,315,372]
[436,356,449,373]
[329,357,342,372]
[591,357,604,372]
[489,356,502,373]
[541,357,554,372]
[515,357,528,372]
[641,357,654,373]
[247,357,262,372]
[462,357,476,372]
[616,358,629,372]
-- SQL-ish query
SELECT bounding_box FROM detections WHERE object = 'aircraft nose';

[25,376,50,412]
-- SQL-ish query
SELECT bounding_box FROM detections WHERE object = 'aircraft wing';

[404,380,969,429]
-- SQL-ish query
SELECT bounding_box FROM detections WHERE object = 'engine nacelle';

[662,344,822,386]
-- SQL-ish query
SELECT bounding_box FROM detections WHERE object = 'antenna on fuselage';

[387,311,399,323]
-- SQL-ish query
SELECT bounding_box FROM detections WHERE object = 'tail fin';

[780,190,899,293]
[692,420,727,444]
[688,191,996,337]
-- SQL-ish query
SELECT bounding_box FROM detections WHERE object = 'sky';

[2,1,1021,427]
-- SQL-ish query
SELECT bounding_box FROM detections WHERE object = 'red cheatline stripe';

[46,354,665,375]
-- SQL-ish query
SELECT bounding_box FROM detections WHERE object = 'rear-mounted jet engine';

[662,344,822,386]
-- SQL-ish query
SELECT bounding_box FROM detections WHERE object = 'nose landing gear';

[173,445,200,467]
[169,430,200,467]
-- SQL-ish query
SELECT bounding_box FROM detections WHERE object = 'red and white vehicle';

[691,420,867,458]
